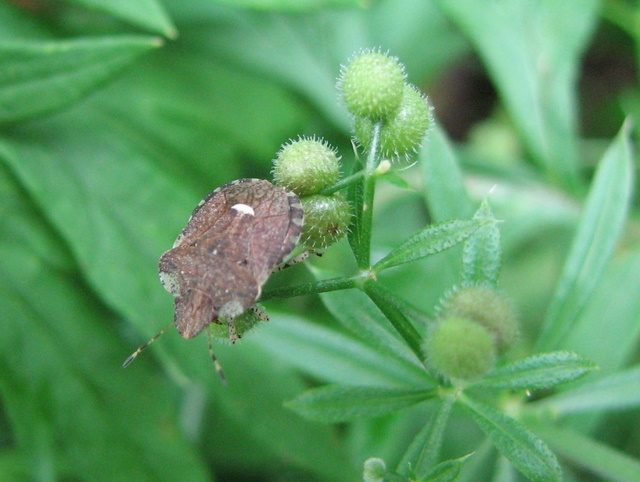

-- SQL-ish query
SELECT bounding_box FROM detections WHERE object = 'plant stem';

[363,279,424,361]
[261,275,361,301]
[357,121,383,269]
[320,169,366,195]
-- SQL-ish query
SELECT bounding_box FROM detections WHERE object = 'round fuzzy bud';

[300,194,351,250]
[339,50,406,120]
[209,307,264,343]
[273,137,340,196]
[356,83,433,160]
[441,285,519,355]
[424,317,496,380]
[363,458,386,482]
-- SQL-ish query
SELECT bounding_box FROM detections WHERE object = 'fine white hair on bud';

[272,136,341,196]
[338,48,407,120]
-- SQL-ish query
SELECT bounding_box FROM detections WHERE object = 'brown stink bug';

[123,178,304,380]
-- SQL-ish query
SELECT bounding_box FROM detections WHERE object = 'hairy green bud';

[424,317,496,380]
[356,83,433,160]
[300,194,351,250]
[441,285,519,355]
[363,458,386,482]
[339,49,406,120]
[273,137,340,196]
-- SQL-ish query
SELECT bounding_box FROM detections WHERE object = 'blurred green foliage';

[0,0,639,481]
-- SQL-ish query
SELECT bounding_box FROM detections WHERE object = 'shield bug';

[123,178,304,379]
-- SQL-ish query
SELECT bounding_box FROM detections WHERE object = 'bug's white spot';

[172,233,185,248]
[159,270,180,296]
[231,203,255,216]
[219,300,245,319]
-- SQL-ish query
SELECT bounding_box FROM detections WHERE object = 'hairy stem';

[356,121,383,269]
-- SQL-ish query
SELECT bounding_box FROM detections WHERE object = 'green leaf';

[437,0,599,189]
[0,63,352,479]
[209,340,359,481]
[0,168,210,481]
[538,121,635,351]
[374,218,489,272]
[461,395,562,482]
[212,0,364,11]
[169,2,465,134]
[0,48,306,337]
[531,364,640,415]
[419,121,473,289]
[321,286,424,371]
[461,199,501,286]
[421,122,473,222]
[532,424,640,482]
[454,440,495,482]
[287,385,436,423]
[254,312,431,388]
[347,157,368,267]
[379,169,414,190]
[561,248,640,375]
[470,352,597,391]
[0,449,29,481]
[420,453,473,482]
[362,280,426,361]
[398,396,455,477]
[62,0,177,38]
[0,2,53,41]
[493,455,518,482]
[0,36,161,124]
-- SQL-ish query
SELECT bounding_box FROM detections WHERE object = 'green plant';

[274,51,627,482]
[0,1,638,481]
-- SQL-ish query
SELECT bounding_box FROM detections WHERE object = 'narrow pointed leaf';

[214,0,364,11]
[374,218,489,272]
[0,36,161,124]
[347,157,367,267]
[562,249,640,375]
[362,280,426,361]
[62,0,177,38]
[255,313,430,388]
[398,396,455,477]
[421,122,473,222]
[462,199,501,286]
[287,385,436,423]
[321,286,424,370]
[533,424,640,482]
[461,395,562,482]
[471,352,597,390]
[0,165,210,480]
[538,121,634,351]
[531,364,640,415]
[437,0,599,188]
[420,122,472,287]
[420,453,473,482]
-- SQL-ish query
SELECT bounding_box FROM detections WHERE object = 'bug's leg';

[123,321,174,367]
[274,250,321,272]
[228,318,238,344]
[251,305,270,322]
[206,324,227,383]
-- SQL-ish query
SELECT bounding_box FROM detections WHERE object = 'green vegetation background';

[0,0,638,480]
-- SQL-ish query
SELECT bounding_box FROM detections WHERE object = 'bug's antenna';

[206,325,227,383]
[122,322,174,367]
